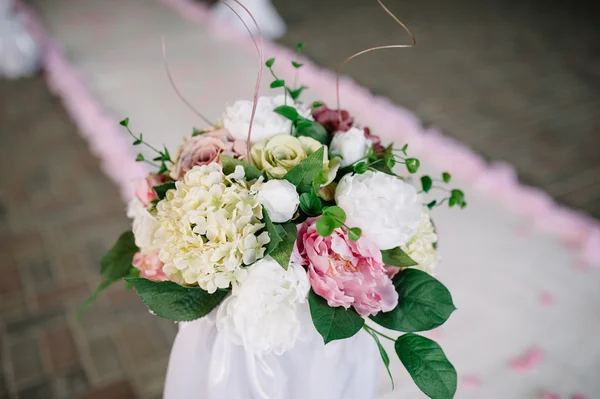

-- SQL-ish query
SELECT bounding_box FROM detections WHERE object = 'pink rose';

[135,174,171,207]
[132,252,168,281]
[312,103,354,134]
[292,218,398,316]
[170,128,246,180]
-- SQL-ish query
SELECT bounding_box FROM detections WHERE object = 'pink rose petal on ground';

[461,375,481,389]
[539,292,555,307]
[509,347,545,372]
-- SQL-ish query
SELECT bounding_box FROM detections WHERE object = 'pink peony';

[312,103,354,134]
[169,128,246,180]
[135,174,171,207]
[292,218,398,316]
[132,252,169,281]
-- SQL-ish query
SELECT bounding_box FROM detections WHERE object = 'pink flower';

[312,103,354,134]
[169,128,246,180]
[135,174,171,207]
[293,218,398,316]
[132,252,169,281]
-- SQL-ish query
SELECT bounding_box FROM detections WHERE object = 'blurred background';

[1,0,599,398]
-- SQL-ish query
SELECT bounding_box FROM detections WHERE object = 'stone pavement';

[275,0,600,218]
[0,75,176,399]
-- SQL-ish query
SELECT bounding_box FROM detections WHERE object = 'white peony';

[329,127,372,167]
[404,212,439,275]
[216,256,310,355]
[154,163,270,293]
[222,95,310,144]
[256,179,299,223]
[335,171,422,250]
[127,198,160,253]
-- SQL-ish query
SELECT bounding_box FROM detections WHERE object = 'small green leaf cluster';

[273,105,328,144]
[120,117,172,174]
[315,206,362,241]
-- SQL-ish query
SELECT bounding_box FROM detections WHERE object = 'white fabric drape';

[163,309,381,399]
[0,0,40,78]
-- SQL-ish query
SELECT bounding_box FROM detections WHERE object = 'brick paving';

[0,75,176,399]
[276,0,600,218]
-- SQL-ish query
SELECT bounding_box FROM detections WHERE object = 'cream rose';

[256,179,300,223]
[329,127,372,167]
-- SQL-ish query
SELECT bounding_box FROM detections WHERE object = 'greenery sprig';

[120,118,172,174]
[315,206,362,241]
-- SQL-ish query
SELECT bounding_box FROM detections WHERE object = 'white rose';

[329,127,372,167]
[335,171,422,250]
[222,95,310,144]
[404,212,439,275]
[127,198,160,253]
[216,256,310,355]
[256,179,300,223]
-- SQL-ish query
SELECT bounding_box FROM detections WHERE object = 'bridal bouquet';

[85,55,466,399]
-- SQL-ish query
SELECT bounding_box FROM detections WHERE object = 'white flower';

[216,256,310,355]
[222,95,310,144]
[335,171,422,250]
[256,179,299,223]
[154,163,269,293]
[404,212,439,275]
[127,198,160,253]
[329,127,372,167]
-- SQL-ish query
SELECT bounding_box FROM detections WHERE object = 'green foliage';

[299,191,323,216]
[152,182,176,201]
[381,247,418,267]
[263,210,283,254]
[287,86,307,100]
[401,144,408,155]
[395,334,457,399]
[133,134,143,145]
[323,206,346,223]
[270,79,285,89]
[220,155,263,180]
[312,101,323,108]
[308,290,364,344]
[269,222,297,270]
[316,215,337,237]
[421,176,433,193]
[265,58,275,68]
[136,154,144,162]
[442,172,452,183]
[353,162,368,174]
[427,200,437,210]
[284,147,325,194]
[347,227,362,241]
[449,189,466,208]
[126,278,229,322]
[316,206,347,237]
[291,61,303,69]
[405,158,420,173]
[365,327,394,389]
[295,119,328,144]
[371,269,455,332]
[274,105,299,121]
[119,118,129,127]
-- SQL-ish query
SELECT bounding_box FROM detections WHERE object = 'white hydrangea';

[222,95,311,144]
[216,256,310,355]
[257,179,299,223]
[127,198,160,253]
[335,171,422,250]
[329,127,372,167]
[154,163,269,293]
[404,212,439,275]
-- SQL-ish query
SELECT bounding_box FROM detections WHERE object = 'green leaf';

[421,176,433,193]
[401,143,408,155]
[287,86,307,100]
[77,279,114,320]
[291,61,303,69]
[366,328,394,390]
[395,334,457,399]
[406,158,420,173]
[316,215,336,237]
[119,117,129,127]
[284,146,325,194]
[427,200,437,210]
[265,57,275,68]
[381,247,418,267]
[312,101,323,108]
[442,172,451,183]
[126,278,229,322]
[308,290,364,344]
[295,119,328,144]
[296,42,305,50]
[449,189,465,208]
[220,155,262,180]
[270,79,285,89]
[386,156,396,169]
[371,269,456,332]
[152,182,176,201]
[263,209,284,255]
[162,146,171,162]
[299,191,322,216]
[353,161,368,174]
[158,162,168,175]
[323,206,346,225]
[273,105,299,121]
[135,154,144,162]
[100,231,138,281]
[269,222,297,270]
[192,127,203,136]
[347,227,362,241]
[133,134,143,145]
